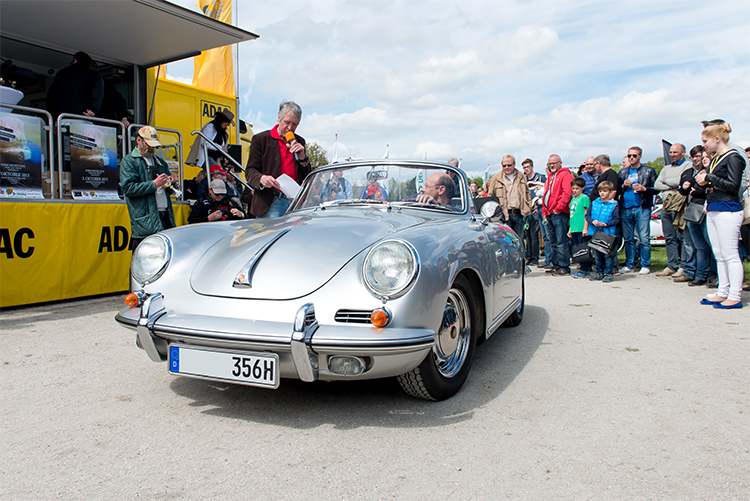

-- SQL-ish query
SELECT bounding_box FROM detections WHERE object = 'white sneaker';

[639,267,651,275]
[620,266,633,273]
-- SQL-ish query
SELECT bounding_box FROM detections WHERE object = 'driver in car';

[414,172,455,206]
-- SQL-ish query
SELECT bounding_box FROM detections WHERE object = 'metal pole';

[147,65,161,125]
[191,130,251,192]
[234,0,241,145]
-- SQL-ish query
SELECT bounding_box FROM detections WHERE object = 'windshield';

[291,163,466,212]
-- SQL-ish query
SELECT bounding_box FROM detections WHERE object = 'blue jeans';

[524,208,542,263]
[262,194,291,218]
[659,209,682,271]
[593,248,617,275]
[681,222,696,278]
[541,214,553,266]
[507,212,526,255]
[547,213,570,272]
[621,206,651,268]
[685,220,711,280]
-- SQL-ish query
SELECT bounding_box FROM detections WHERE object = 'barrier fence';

[0,104,187,308]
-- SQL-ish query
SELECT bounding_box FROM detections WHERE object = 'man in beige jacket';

[484,154,533,242]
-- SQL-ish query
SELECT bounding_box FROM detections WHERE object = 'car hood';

[190,209,430,300]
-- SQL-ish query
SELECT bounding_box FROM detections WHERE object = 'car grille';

[334,309,372,324]
[305,310,316,327]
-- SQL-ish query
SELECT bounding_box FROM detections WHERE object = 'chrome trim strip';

[233,228,291,288]
[291,303,318,382]
[148,329,433,353]
[486,295,521,336]
[136,293,167,362]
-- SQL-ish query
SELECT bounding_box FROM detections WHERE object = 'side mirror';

[480,201,501,220]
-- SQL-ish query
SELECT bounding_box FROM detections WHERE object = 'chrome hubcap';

[434,287,470,378]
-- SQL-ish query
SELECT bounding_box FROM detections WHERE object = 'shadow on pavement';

[0,296,122,331]
[168,305,549,430]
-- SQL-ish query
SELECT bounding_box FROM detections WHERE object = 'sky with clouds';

[166,0,750,178]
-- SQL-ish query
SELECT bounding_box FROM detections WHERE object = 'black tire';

[502,267,524,327]
[398,275,477,401]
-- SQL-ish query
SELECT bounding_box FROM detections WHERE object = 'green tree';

[470,176,485,187]
[647,156,665,174]
[306,142,329,168]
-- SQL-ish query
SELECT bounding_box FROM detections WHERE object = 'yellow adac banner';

[193,0,234,95]
[0,202,190,308]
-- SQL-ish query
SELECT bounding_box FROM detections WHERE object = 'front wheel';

[398,275,477,401]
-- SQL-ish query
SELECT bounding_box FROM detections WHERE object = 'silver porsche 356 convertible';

[116,161,525,400]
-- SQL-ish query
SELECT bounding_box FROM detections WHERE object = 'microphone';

[285,131,300,162]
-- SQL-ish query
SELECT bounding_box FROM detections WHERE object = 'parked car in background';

[116,161,526,401]
[650,203,665,246]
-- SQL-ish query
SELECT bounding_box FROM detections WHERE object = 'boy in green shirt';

[568,177,591,278]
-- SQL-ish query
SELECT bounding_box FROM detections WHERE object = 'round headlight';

[131,235,171,284]
[363,240,419,298]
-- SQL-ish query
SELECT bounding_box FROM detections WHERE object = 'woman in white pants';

[695,120,746,308]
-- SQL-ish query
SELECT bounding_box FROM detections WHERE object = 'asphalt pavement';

[1,269,748,500]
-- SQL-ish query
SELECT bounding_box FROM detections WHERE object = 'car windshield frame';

[289,161,469,215]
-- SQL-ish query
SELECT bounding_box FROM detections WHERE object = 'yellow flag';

[192,0,234,95]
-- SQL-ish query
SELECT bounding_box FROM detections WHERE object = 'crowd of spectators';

[478,120,749,307]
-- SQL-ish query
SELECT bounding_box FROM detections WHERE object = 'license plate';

[168,345,279,389]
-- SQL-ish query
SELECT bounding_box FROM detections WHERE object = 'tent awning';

[0,0,258,67]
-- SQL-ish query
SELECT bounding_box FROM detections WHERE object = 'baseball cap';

[210,179,227,195]
[137,126,161,147]
[208,164,226,176]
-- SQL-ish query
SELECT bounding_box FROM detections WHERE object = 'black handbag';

[571,241,593,263]
[588,230,618,256]
[683,201,705,224]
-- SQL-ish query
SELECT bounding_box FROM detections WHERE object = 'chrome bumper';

[116,294,434,382]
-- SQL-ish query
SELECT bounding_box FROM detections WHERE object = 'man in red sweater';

[542,154,574,275]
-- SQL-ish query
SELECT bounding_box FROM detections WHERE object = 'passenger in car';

[360,172,388,200]
[321,169,353,201]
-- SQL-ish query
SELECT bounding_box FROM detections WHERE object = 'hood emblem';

[233,228,291,288]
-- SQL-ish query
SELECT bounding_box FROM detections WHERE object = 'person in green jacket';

[120,126,176,250]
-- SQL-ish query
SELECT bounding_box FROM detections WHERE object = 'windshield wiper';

[317,199,388,209]
[390,201,455,211]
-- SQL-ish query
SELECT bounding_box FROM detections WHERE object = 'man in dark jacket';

[188,179,244,223]
[46,51,104,118]
[589,154,620,202]
[120,126,176,250]
[617,146,659,274]
[244,101,312,218]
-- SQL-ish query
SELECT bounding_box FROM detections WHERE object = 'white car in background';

[650,203,665,246]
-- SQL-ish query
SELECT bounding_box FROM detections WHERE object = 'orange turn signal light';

[370,308,390,328]
[124,293,140,307]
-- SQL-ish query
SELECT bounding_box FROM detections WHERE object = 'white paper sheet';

[277,174,300,199]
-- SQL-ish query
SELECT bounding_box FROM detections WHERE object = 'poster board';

[68,122,120,200]
[0,112,44,199]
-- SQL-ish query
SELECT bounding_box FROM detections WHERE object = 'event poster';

[0,112,44,199]
[69,122,119,200]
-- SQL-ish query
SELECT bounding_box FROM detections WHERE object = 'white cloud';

[165,0,750,173]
